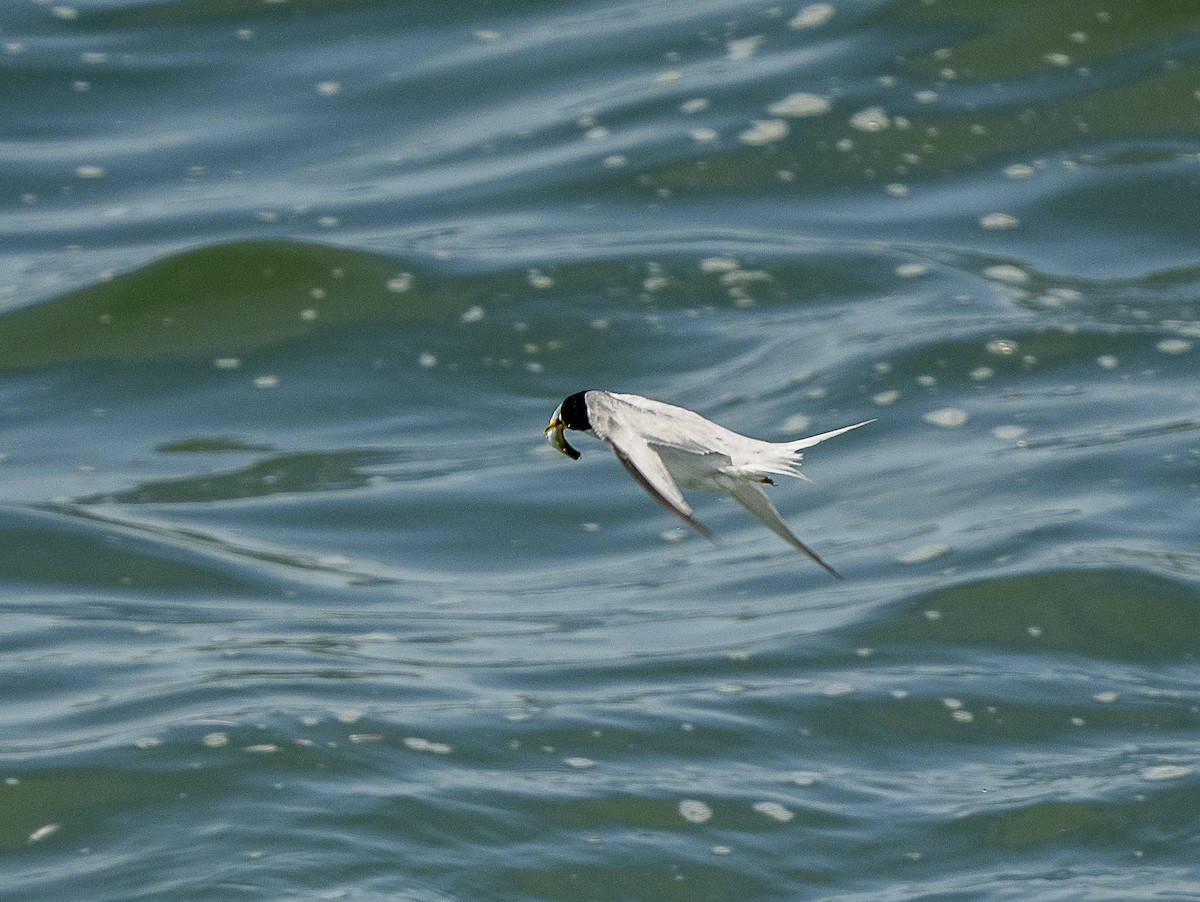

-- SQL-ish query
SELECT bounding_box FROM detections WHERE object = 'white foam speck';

[898,543,949,564]
[792,771,820,786]
[886,183,910,197]
[315,81,341,96]
[1157,338,1192,355]
[789,3,835,29]
[970,366,994,381]
[711,844,732,855]
[643,267,670,292]
[564,757,595,769]
[719,269,771,287]
[243,744,279,753]
[417,352,437,369]
[849,106,890,132]
[1141,765,1192,782]
[726,35,764,61]
[873,389,900,406]
[679,799,713,823]
[690,127,719,144]
[896,262,927,278]
[980,213,1020,230]
[752,801,795,822]
[823,683,855,697]
[202,732,229,748]
[28,824,60,843]
[768,92,831,118]
[75,165,106,178]
[661,528,688,543]
[923,407,968,427]
[602,154,627,168]
[986,339,1019,356]
[387,273,414,292]
[1004,163,1036,179]
[992,425,1027,441]
[983,264,1029,284]
[739,119,789,146]
[1096,354,1118,369]
[1094,691,1118,703]
[134,737,162,749]
[1044,52,1072,67]
[253,375,279,389]
[213,357,241,369]
[952,710,975,723]
[403,737,452,754]
[700,257,739,273]
[527,269,555,288]
[461,305,486,323]
[680,98,710,114]
[780,413,811,434]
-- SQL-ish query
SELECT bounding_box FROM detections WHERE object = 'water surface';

[2,1,1199,900]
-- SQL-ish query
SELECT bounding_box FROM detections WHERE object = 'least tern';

[544,390,872,578]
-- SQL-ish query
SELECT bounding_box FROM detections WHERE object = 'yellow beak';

[543,417,581,459]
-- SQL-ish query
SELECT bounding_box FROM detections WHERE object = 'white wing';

[585,392,715,540]
[604,391,742,455]
[725,480,842,579]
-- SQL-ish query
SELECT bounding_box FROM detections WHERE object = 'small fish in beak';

[544,416,581,460]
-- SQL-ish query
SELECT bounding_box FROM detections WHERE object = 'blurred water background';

[2,0,1199,899]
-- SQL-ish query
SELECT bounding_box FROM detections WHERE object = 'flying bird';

[543,390,872,578]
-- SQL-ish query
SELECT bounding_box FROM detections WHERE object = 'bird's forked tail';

[753,418,874,480]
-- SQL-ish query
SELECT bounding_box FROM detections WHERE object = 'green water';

[2,1,1199,900]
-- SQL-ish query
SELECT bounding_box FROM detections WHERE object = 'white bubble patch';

[923,408,968,428]
[679,799,713,823]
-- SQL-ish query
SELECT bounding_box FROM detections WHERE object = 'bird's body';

[544,390,872,577]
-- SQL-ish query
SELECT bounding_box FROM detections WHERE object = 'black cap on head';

[559,391,592,431]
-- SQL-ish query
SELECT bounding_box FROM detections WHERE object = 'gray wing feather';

[726,481,842,579]
[604,437,714,540]
[587,392,715,541]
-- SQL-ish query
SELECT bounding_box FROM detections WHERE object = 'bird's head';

[543,390,592,460]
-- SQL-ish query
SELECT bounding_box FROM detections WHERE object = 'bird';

[543,390,872,578]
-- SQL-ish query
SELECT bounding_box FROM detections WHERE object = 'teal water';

[2,1,1199,900]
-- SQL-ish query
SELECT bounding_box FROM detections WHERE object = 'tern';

[544,390,872,578]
